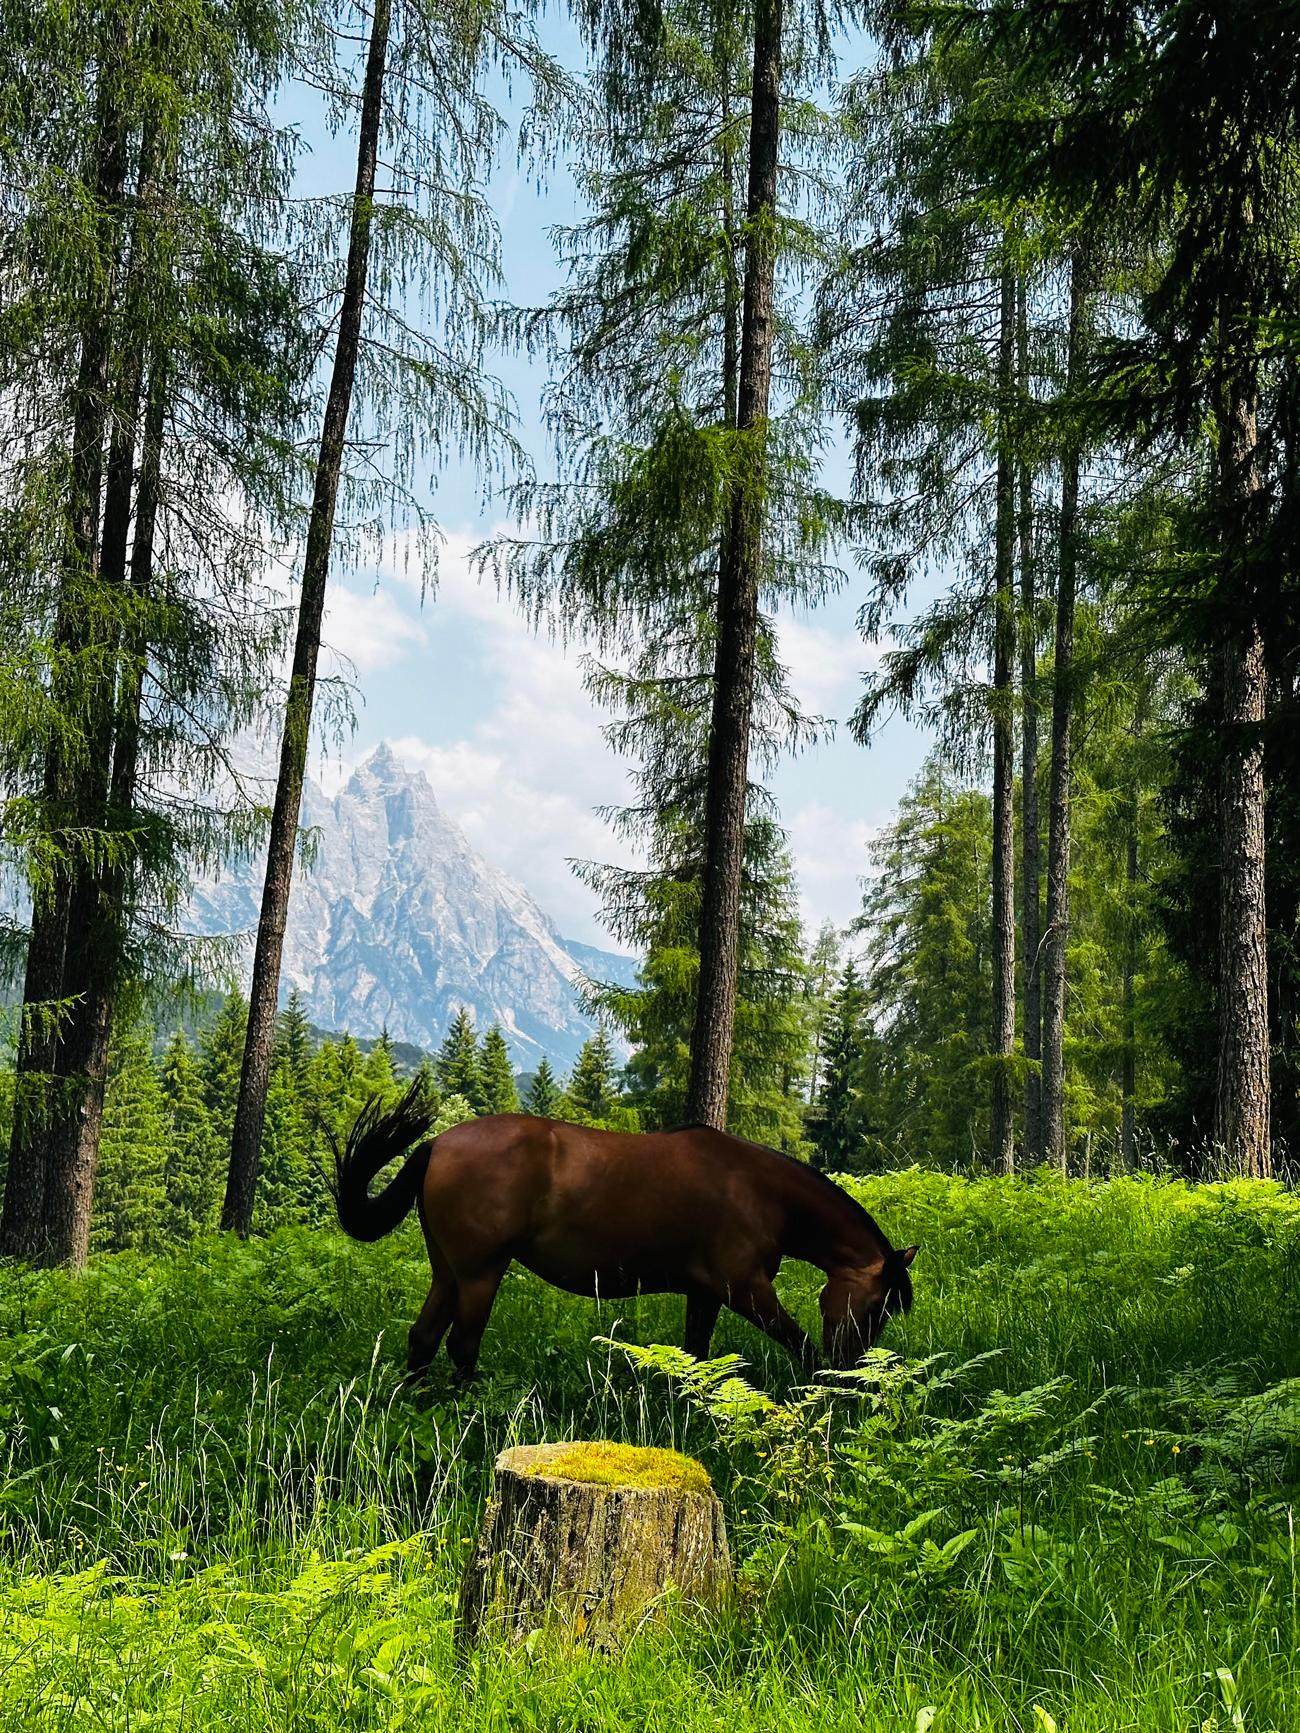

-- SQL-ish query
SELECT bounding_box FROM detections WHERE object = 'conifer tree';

[961,0,1300,1173]
[804,920,842,1109]
[524,1056,564,1118]
[563,1028,621,1127]
[275,991,314,1084]
[811,961,872,1171]
[822,21,1063,1172]
[256,1058,316,1232]
[200,994,249,1150]
[479,1025,520,1115]
[92,1022,169,1253]
[360,1035,398,1104]
[159,1031,221,1241]
[1,0,307,1264]
[434,1010,484,1113]
[488,0,840,1139]
[225,0,555,1233]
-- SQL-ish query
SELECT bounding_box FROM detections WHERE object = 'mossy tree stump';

[456,1441,731,1651]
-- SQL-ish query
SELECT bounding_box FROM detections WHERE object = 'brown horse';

[335,1083,916,1382]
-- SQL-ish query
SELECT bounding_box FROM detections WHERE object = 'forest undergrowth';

[2,1169,1299,1731]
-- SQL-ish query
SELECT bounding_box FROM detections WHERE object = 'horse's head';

[819,1246,917,1369]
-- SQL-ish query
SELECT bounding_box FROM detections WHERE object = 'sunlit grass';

[1,1168,1298,1729]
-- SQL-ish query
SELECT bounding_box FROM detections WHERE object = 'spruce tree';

[820,15,1090,1172]
[200,994,249,1149]
[360,1036,398,1104]
[479,1025,520,1115]
[434,1010,484,1113]
[92,1022,169,1254]
[1,0,307,1265]
[159,1030,221,1241]
[811,962,871,1172]
[275,991,314,1084]
[563,1028,621,1128]
[804,921,843,1110]
[256,1058,316,1232]
[524,1057,564,1118]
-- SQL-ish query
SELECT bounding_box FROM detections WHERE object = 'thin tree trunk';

[1120,708,1142,1171]
[720,80,741,434]
[1116,696,1144,1171]
[1,84,128,1261]
[1215,370,1270,1177]
[686,0,782,1129]
[1042,250,1088,1172]
[224,0,392,1232]
[1017,282,1042,1166]
[989,264,1017,1175]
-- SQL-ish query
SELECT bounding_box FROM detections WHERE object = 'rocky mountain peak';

[187,744,636,1068]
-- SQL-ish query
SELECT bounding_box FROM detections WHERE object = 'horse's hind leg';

[446,1264,507,1386]
[684,1290,721,1359]
[407,1276,455,1379]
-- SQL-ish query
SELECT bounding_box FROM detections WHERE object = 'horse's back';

[421,1114,785,1294]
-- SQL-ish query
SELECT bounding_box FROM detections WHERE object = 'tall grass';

[2,1169,1298,1729]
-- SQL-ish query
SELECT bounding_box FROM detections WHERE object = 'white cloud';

[298,522,911,950]
[784,801,879,937]
[320,582,428,678]
[775,612,879,720]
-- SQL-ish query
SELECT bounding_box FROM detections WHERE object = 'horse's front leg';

[731,1275,820,1376]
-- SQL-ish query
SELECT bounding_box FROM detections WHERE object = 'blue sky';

[299,12,934,951]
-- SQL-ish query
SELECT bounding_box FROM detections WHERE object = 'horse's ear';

[899,1245,918,1268]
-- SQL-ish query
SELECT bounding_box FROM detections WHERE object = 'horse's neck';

[779,1164,887,1273]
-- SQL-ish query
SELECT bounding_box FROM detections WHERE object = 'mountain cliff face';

[187,743,636,1067]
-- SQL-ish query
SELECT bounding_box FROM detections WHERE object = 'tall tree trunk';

[989,263,1017,1174]
[41,135,165,1269]
[223,0,392,1232]
[1120,706,1142,1171]
[0,83,128,1262]
[1017,284,1042,1166]
[685,0,782,1129]
[1042,250,1088,1172]
[42,360,166,1268]
[720,80,741,434]
[1269,653,1299,1159]
[1215,370,1270,1177]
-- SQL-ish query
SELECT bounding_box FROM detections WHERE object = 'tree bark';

[1017,283,1042,1166]
[686,0,782,1129]
[42,360,166,1269]
[1042,250,1088,1172]
[989,264,1017,1174]
[1120,702,1143,1172]
[1215,371,1270,1176]
[1,80,128,1262]
[223,0,392,1232]
[40,132,166,1269]
[457,1443,731,1651]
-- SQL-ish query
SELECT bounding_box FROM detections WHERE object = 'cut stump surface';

[456,1441,732,1650]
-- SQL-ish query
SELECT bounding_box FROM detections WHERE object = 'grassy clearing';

[2,1169,1299,1730]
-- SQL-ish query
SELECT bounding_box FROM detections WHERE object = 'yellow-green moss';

[524,1441,712,1496]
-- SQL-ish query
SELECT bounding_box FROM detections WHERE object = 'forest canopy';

[2,0,1298,1263]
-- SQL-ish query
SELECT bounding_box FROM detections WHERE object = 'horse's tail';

[333,1078,438,1243]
